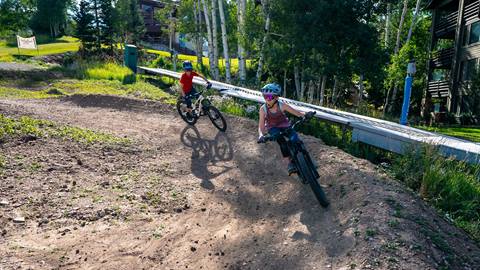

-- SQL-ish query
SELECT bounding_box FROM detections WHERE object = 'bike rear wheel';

[206,106,227,132]
[176,99,198,125]
[296,152,329,207]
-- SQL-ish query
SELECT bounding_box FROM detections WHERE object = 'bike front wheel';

[206,106,227,132]
[296,152,329,207]
[176,99,198,126]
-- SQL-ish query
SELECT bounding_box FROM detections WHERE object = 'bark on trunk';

[294,66,301,99]
[256,0,270,84]
[194,0,204,66]
[218,0,231,82]
[283,69,287,97]
[211,0,220,80]
[237,0,246,83]
[201,0,215,77]
[320,75,326,106]
[406,0,422,43]
[357,74,364,112]
[395,0,409,54]
[332,76,338,106]
[385,3,391,48]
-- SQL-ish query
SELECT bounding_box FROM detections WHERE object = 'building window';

[469,21,480,45]
[462,59,478,81]
[142,4,153,14]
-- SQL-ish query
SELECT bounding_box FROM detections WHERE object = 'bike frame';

[184,91,209,116]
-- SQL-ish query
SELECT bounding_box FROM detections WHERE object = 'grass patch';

[0,86,64,99]
[0,36,80,62]
[395,147,480,242]
[84,62,135,82]
[0,114,130,145]
[53,79,176,104]
[0,78,176,105]
[417,125,480,143]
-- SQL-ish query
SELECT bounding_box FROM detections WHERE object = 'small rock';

[0,200,9,206]
[200,208,206,212]
[190,246,196,252]
[13,216,25,223]
[175,208,183,213]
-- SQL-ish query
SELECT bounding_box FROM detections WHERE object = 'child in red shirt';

[179,60,210,112]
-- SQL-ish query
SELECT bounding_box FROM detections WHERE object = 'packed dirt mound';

[1,95,479,270]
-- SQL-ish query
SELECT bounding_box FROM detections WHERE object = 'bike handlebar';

[257,111,316,144]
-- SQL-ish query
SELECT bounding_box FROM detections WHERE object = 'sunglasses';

[263,94,276,101]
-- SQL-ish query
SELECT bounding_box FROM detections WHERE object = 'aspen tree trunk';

[218,0,231,82]
[395,0,409,54]
[256,0,270,84]
[386,0,409,114]
[237,0,246,83]
[357,74,364,112]
[201,0,215,77]
[332,76,338,106]
[385,3,391,48]
[194,0,204,66]
[320,75,326,106]
[300,69,306,101]
[211,0,220,80]
[407,0,422,43]
[294,66,301,99]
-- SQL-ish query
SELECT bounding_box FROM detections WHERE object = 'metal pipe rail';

[139,66,480,164]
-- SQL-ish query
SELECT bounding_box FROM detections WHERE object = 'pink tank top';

[264,102,290,129]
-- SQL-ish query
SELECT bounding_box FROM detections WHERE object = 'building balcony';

[435,10,457,38]
[430,47,454,69]
[428,80,450,98]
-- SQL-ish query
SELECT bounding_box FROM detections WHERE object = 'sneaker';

[287,161,298,175]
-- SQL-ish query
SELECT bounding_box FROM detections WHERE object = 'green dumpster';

[124,44,137,73]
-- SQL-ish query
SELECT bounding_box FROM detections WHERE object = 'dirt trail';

[1,95,479,270]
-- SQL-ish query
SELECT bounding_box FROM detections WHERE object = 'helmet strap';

[267,99,278,109]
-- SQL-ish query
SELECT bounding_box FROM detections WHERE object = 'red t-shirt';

[180,71,199,94]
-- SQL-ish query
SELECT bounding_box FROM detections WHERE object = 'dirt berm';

[0,95,479,270]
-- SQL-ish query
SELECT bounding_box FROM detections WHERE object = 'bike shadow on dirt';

[180,125,233,190]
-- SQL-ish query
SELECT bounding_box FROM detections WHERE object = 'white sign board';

[16,35,37,50]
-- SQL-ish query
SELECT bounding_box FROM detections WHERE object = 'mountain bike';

[257,112,329,207]
[176,84,227,132]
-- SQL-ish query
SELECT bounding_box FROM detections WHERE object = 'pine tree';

[73,0,96,51]
[116,0,145,44]
[99,0,116,53]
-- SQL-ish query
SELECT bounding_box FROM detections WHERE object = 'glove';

[206,82,212,89]
[304,111,315,120]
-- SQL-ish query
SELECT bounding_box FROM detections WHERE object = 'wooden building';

[139,0,164,38]
[426,0,480,116]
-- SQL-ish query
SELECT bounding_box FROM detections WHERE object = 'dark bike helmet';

[182,60,193,71]
[261,83,282,96]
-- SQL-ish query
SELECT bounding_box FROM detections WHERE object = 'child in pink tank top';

[258,83,308,175]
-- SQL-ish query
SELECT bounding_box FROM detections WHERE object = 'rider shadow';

[180,126,233,190]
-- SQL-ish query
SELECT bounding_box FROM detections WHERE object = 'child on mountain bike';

[257,83,314,175]
[179,60,211,114]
